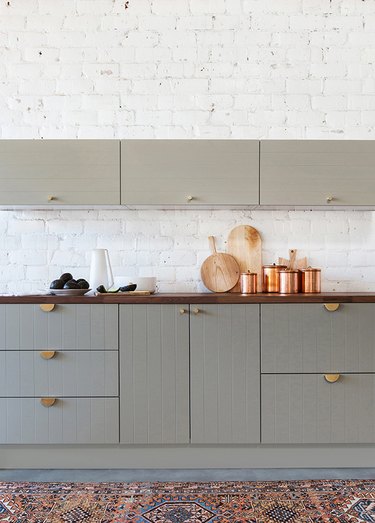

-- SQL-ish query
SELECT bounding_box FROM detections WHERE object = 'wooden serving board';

[278,249,308,270]
[201,236,240,293]
[227,225,262,292]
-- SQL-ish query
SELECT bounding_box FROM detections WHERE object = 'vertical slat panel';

[261,304,375,373]
[0,304,118,350]
[0,351,118,397]
[261,374,375,444]
[0,398,119,444]
[190,304,260,444]
[120,304,189,444]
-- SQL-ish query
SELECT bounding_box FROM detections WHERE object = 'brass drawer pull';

[324,303,340,312]
[186,195,194,202]
[179,308,186,315]
[40,304,55,313]
[40,351,56,360]
[326,196,334,203]
[192,308,200,315]
[324,374,340,383]
[40,398,57,408]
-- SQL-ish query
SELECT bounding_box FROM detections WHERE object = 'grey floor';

[0,469,374,482]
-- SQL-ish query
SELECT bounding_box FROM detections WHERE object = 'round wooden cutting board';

[201,236,240,293]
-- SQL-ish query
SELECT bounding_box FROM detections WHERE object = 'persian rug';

[0,479,375,522]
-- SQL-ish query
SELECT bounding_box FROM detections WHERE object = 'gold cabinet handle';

[48,195,56,201]
[40,304,55,313]
[192,307,200,314]
[40,351,56,360]
[324,374,340,383]
[326,196,334,203]
[179,308,186,315]
[186,195,194,202]
[40,398,56,408]
[324,303,340,312]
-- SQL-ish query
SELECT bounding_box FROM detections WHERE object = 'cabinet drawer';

[261,303,375,373]
[262,374,375,444]
[0,398,119,444]
[0,351,118,397]
[0,304,118,350]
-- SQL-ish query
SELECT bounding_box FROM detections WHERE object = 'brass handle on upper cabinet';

[192,308,200,315]
[326,196,334,203]
[40,351,56,360]
[40,398,57,408]
[186,195,194,202]
[324,374,340,383]
[179,308,186,315]
[40,304,55,313]
[324,303,340,312]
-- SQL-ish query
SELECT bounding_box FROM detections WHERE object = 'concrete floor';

[0,469,374,482]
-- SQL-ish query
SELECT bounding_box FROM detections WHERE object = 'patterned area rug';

[0,479,375,522]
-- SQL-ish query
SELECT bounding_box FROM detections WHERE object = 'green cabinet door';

[190,304,260,444]
[0,140,120,205]
[120,304,190,444]
[121,139,260,205]
[260,140,375,205]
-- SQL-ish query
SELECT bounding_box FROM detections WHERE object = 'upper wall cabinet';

[121,140,259,206]
[260,140,375,206]
[0,140,120,205]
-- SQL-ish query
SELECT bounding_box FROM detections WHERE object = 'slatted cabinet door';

[190,304,260,444]
[121,140,260,205]
[260,140,375,206]
[120,304,190,444]
[262,374,375,444]
[0,304,118,350]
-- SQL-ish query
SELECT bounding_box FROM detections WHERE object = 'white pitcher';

[89,249,114,291]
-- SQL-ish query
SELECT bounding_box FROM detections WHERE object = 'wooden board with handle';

[278,249,308,270]
[201,236,240,293]
[227,225,262,292]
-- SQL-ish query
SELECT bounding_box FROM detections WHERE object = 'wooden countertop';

[1,292,375,304]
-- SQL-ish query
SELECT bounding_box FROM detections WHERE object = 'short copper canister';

[262,264,287,293]
[240,272,257,294]
[301,267,321,293]
[279,269,300,294]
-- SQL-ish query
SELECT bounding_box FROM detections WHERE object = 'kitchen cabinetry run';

[0,140,120,205]
[260,140,375,206]
[119,304,190,444]
[190,304,260,444]
[121,139,260,206]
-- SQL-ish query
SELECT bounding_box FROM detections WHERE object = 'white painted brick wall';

[0,0,375,292]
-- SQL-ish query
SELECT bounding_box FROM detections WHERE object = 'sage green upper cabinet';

[121,140,260,206]
[0,140,120,205]
[260,140,375,206]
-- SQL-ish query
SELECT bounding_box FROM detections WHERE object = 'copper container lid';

[301,267,321,272]
[263,264,287,269]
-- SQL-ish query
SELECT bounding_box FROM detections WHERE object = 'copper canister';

[301,267,321,293]
[279,269,300,294]
[262,264,287,293]
[240,272,257,294]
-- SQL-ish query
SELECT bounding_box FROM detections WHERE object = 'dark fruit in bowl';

[64,280,80,289]
[60,273,73,283]
[77,279,90,289]
[50,279,64,290]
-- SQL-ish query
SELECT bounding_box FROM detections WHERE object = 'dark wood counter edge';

[1,292,375,304]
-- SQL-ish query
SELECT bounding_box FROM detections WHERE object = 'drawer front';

[0,304,118,350]
[0,351,118,397]
[0,398,119,444]
[262,374,375,444]
[261,303,375,373]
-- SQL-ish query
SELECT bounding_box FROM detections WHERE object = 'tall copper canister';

[262,264,287,293]
[240,272,257,294]
[279,269,300,294]
[301,267,321,293]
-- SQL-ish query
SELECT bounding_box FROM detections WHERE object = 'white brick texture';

[0,0,375,292]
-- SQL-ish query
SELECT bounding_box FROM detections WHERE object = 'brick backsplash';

[0,0,375,292]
